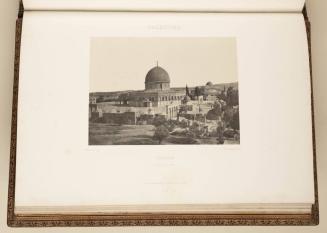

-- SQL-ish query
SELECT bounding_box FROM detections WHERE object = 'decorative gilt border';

[7,6,319,227]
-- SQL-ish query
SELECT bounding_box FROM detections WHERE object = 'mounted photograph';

[89,37,239,145]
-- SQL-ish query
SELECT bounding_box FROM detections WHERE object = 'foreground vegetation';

[89,121,239,145]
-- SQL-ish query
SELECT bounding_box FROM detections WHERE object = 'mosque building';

[127,64,186,108]
[90,63,187,122]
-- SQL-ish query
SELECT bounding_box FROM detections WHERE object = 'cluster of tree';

[192,86,206,100]
[206,86,239,128]
[152,109,240,144]
[152,116,208,144]
[185,85,205,101]
[152,116,176,144]
[153,125,169,144]
[216,121,225,144]
[178,105,190,114]
[193,86,203,98]
[186,84,239,107]
[225,109,239,131]
[206,102,223,120]
[207,104,239,131]
[217,86,239,107]
[206,90,240,144]
[187,122,206,139]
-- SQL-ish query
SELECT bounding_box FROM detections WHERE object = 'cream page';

[15,12,314,212]
[22,0,305,12]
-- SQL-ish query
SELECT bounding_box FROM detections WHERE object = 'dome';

[145,66,170,84]
[206,81,213,86]
[145,66,170,91]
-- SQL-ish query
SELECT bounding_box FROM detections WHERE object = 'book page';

[22,0,305,12]
[15,11,314,213]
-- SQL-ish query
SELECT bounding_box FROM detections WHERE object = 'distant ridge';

[90,81,238,97]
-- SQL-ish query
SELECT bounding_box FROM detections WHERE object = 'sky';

[90,37,238,92]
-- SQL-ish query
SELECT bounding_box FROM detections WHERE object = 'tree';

[194,86,200,98]
[222,106,234,126]
[230,112,240,131]
[166,120,176,132]
[226,87,239,107]
[153,126,169,144]
[153,115,166,127]
[186,85,190,97]
[179,105,188,114]
[216,121,225,144]
[180,119,188,128]
[186,130,196,139]
[206,102,222,120]
[189,122,205,138]
[217,86,227,102]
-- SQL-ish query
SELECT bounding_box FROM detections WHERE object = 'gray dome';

[145,66,170,84]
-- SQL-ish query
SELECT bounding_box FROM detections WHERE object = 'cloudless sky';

[90,37,238,92]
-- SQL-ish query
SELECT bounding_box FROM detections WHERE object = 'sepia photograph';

[89,37,240,145]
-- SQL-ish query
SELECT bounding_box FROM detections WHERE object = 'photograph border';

[88,37,240,146]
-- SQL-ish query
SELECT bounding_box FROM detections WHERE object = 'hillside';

[90,81,238,97]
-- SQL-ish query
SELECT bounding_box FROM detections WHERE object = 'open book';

[8,0,318,227]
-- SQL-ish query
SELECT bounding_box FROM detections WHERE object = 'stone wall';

[102,112,136,125]
[96,102,168,116]
[90,111,99,120]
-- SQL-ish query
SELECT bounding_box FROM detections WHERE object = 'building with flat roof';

[90,64,186,121]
